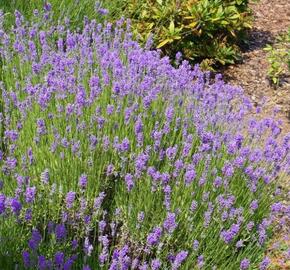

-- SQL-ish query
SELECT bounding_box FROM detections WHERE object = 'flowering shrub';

[0,7,289,270]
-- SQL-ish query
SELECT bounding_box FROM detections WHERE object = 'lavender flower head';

[25,186,36,203]
[151,259,162,270]
[172,250,188,270]
[147,227,162,247]
[259,256,271,270]
[55,224,67,241]
[163,212,177,234]
[79,174,88,189]
[240,258,250,270]
[66,191,76,209]
[28,229,42,250]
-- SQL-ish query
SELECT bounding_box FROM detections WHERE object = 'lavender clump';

[0,5,288,269]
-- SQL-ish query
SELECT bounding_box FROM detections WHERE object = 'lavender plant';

[0,7,289,270]
[0,1,108,30]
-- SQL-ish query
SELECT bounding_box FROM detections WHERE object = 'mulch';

[222,0,290,135]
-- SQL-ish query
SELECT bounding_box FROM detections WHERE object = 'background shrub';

[114,0,254,67]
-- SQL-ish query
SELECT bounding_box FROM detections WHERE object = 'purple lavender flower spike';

[84,237,93,256]
[65,191,76,209]
[11,198,22,215]
[0,194,6,214]
[54,251,65,268]
[147,227,162,247]
[22,250,30,268]
[240,258,250,270]
[79,174,88,189]
[25,186,36,203]
[172,250,188,270]
[259,256,270,270]
[124,173,134,191]
[184,168,196,186]
[151,259,162,270]
[163,212,177,234]
[28,229,42,250]
[55,224,67,241]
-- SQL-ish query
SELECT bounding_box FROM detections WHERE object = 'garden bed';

[0,2,289,269]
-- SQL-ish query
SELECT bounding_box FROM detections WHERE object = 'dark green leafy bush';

[119,0,254,66]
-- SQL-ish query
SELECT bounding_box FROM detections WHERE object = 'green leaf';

[221,20,229,25]
[217,6,223,16]
[229,14,240,20]
[157,38,173,48]
[243,22,252,28]
[211,18,222,22]
[187,21,198,28]
[169,21,175,35]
